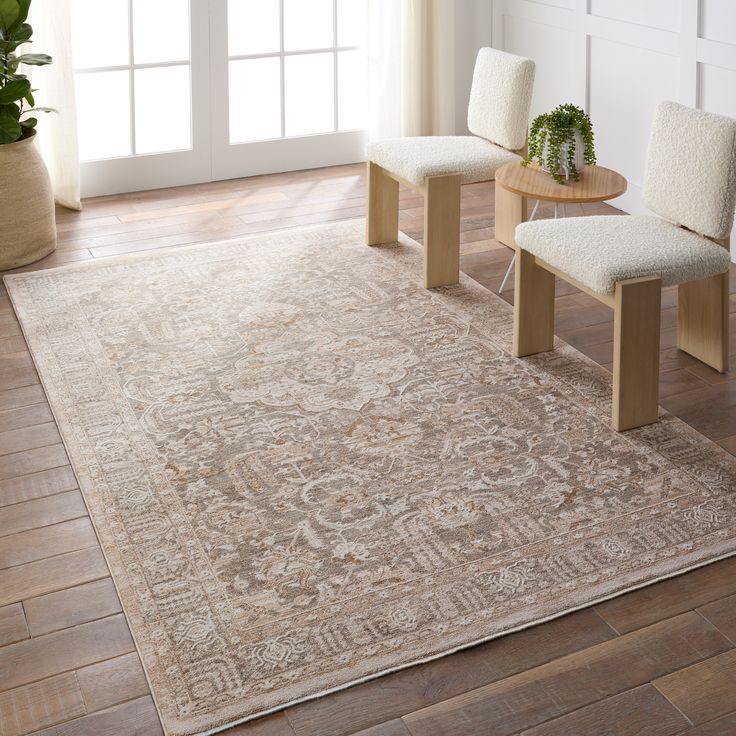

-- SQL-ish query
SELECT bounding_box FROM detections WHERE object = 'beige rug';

[6,221,736,736]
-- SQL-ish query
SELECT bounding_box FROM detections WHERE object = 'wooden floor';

[1,163,735,736]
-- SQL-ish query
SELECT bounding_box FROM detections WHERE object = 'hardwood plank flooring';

[400,613,730,736]
[0,546,109,606]
[0,614,134,691]
[24,577,122,637]
[0,517,97,568]
[516,685,689,736]
[654,648,736,725]
[698,594,736,644]
[1,163,735,735]
[0,490,87,538]
[75,652,149,713]
[0,466,79,507]
[31,696,163,736]
[0,604,28,646]
[0,672,87,736]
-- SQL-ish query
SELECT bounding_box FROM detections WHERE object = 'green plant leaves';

[0,0,30,33]
[0,104,21,143]
[11,21,32,42]
[14,0,31,29]
[0,76,30,103]
[2,53,19,73]
[523,103,597,185]
[0,0,21,32]
[22,105,54,114]
[17,53,51,66]
[0,21,32,53]
[0,2,53,144]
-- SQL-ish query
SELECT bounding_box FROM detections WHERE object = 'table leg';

[498,198,539,293]
[499,253,516,293]
[498,199,541,294]
[494,182,527,250]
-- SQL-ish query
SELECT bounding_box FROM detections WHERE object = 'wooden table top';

[495,162,627,203]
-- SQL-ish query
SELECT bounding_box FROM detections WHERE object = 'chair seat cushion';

[515,215,731,295]
[367,136,520,187]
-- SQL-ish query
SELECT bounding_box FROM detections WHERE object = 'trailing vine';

[522,103,596,184]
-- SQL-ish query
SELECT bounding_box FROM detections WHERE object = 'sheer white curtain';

[400,0,455,136]
[367,0,456,141]
[31,0,81,210]
[367,0,402,140]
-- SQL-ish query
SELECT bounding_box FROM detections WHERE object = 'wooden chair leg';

[366,162,399,246]
[424,174,461,288]
[677,272,729,373]
[494,181,527,249]
[613,277,661,431]
[513,249,555,357]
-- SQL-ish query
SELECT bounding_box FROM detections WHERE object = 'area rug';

[5,220,736,736]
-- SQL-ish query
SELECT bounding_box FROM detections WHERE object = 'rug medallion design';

[6,221,736,735]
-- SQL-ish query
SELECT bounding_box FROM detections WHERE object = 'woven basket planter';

[0,131,56,271]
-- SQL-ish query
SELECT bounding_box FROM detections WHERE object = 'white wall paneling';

[700,0,736,46]
[588,37,679,191]
[491,0,736,261]
[589,0,680,32]
[454,0,494,134]
[502,13,580,117]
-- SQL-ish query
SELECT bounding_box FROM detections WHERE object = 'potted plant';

[0,0,56,270]
[522,103,596,184]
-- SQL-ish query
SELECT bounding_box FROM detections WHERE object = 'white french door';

[72,0,212,196]
[71,0,368,196]
[209,0,367,180]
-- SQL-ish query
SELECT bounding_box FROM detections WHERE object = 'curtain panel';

[400,0,456,137]
[31,0,81,210]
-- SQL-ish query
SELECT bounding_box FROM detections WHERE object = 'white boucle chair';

[366,48,535,288]
[513,101,736,432]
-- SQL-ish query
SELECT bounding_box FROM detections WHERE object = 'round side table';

[494,163,627,291]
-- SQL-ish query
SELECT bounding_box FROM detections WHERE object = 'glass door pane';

[225,0,367,146]
[133,0,190,64]
[70,0,369,195]
[134,66,192,154]
[337,49,367,131]
[228,0,280,55]
[71,0,210,196]
[284,53,334,136]
[75,71,131,160]
[71,0,129,69]
[283,0,333,51]
[71,0,193,161]
[229,58,282,142]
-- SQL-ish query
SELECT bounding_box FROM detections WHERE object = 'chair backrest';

[467,48,535,152]
[643,101,736,240]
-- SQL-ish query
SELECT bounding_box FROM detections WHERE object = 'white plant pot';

[541,128,586,181]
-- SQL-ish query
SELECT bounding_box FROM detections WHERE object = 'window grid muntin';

[227,0,364,142]
[72,0,193,160]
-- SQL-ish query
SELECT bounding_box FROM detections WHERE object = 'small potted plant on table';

[523,103,596,184]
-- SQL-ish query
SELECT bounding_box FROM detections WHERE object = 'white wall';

[455,0,495,134]
[491,0,736,261]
